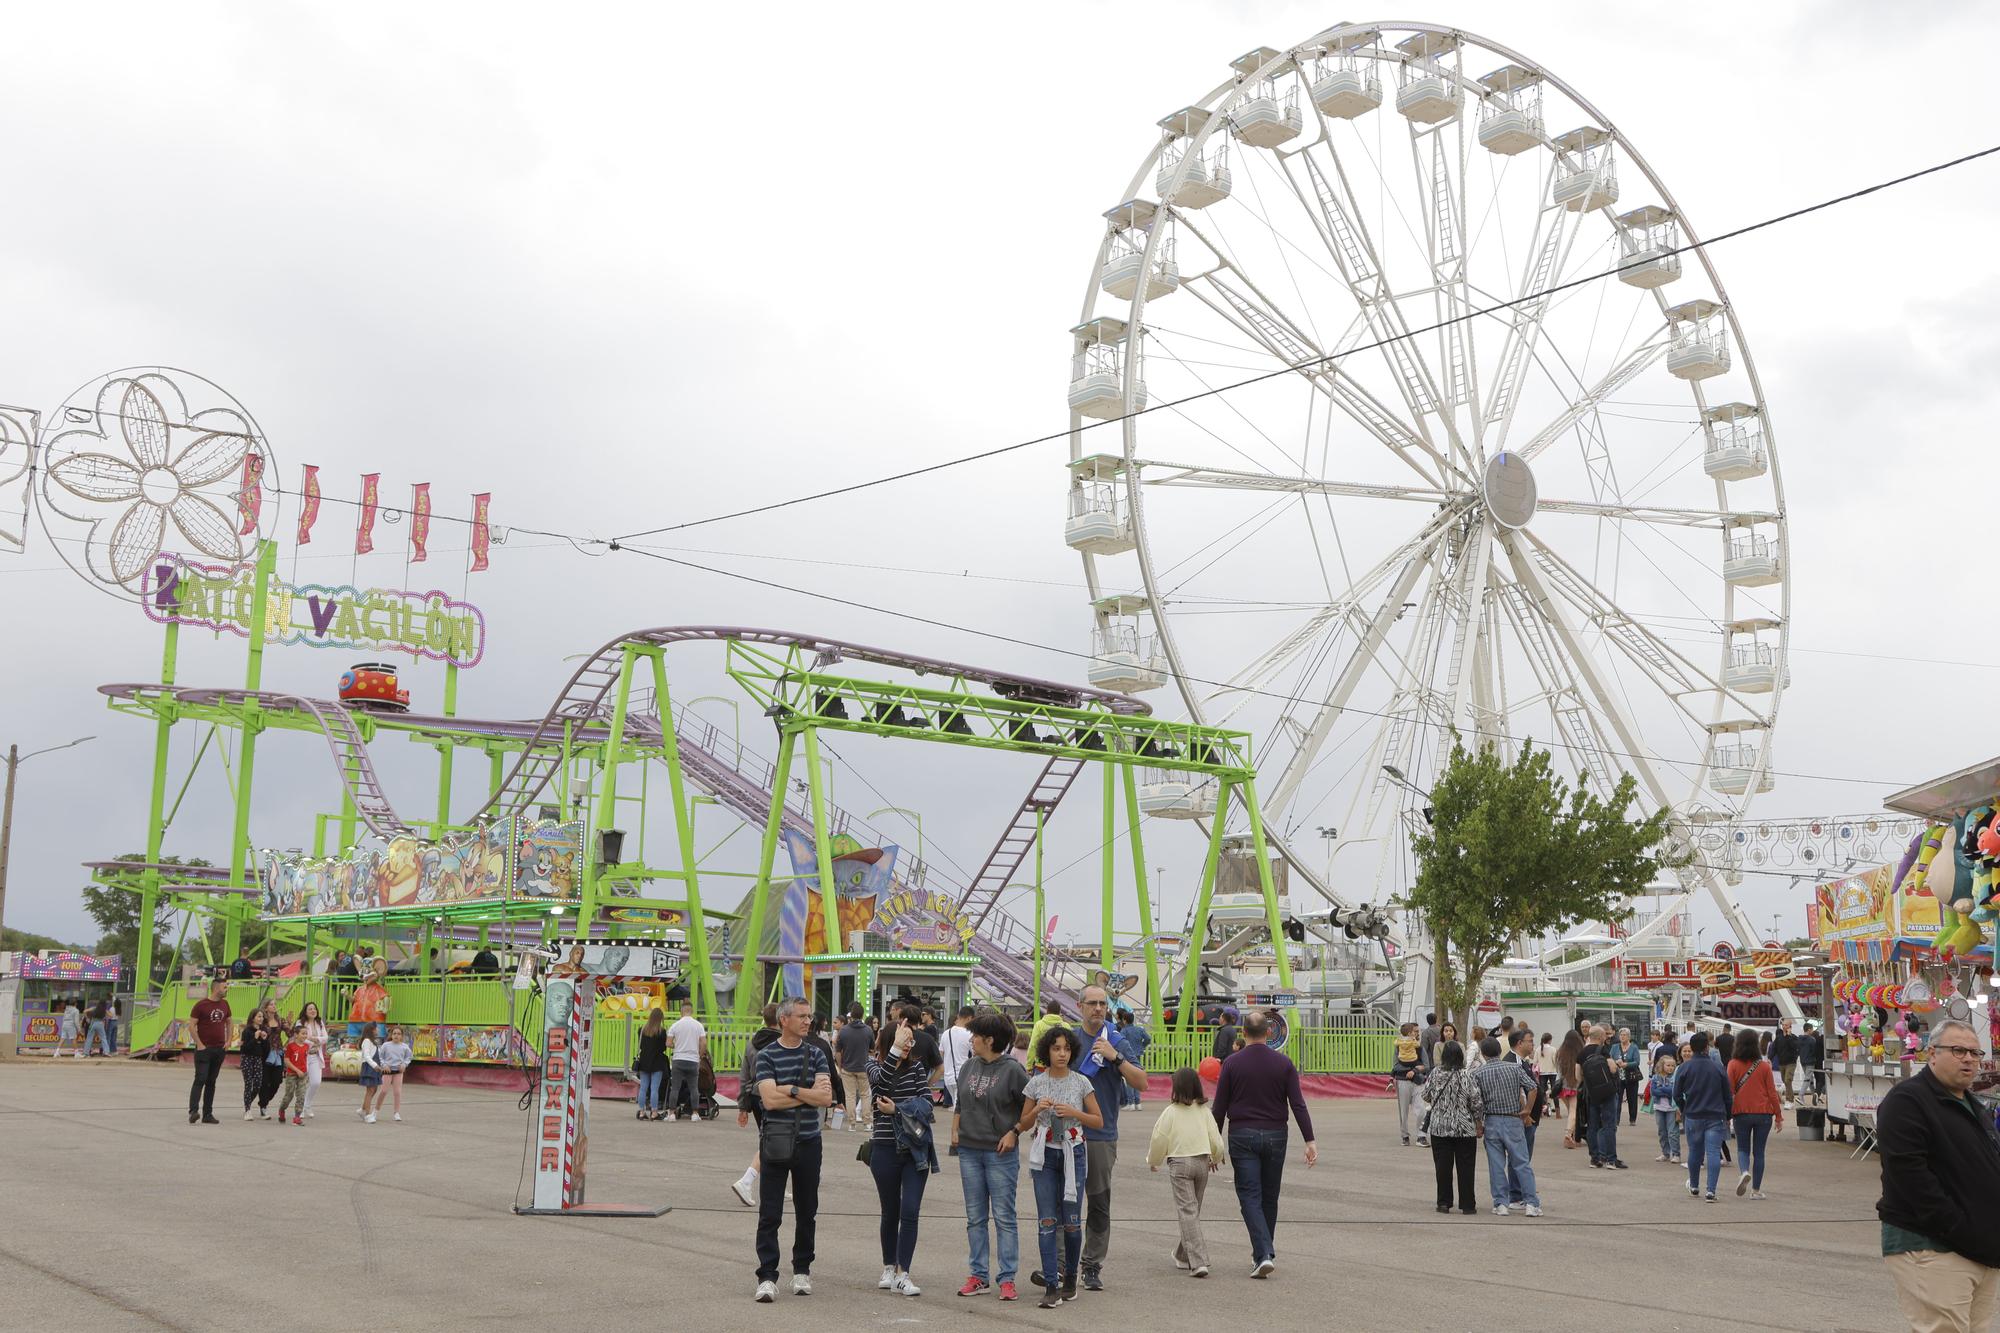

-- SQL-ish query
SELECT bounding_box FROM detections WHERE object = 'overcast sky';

[4,2,1998,958]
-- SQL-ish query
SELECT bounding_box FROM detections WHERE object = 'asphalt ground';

[0,1057,1903,1331]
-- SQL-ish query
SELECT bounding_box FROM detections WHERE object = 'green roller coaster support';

[135,619,179,1001]
[644,648,717,1025]
[1174,781,1235,1040]
[801,725,842,995]
[1242,777,1294,995]
[1100,763,1115,975]
[734,728,798,1023]
[1122,763,1161,1016]
[223,539,277,960]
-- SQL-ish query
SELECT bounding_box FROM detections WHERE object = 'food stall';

[1,951,123,1053]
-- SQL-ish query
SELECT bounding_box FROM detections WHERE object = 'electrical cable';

[608,540,1914,790]
[611,143,2000,543]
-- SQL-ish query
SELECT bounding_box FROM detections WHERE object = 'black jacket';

[635,1029,669,1076]
[1769,1032,1800,1065]
[1876,1066,2000,1268]
[1800,1032,1826,1068]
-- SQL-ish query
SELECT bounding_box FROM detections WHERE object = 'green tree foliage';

[1,926,86,952]
[1407,740,1682,1034]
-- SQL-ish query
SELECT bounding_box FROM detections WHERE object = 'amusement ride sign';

[141,550,487,668]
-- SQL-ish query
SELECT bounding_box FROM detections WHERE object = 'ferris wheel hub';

[1481,452,1538,530]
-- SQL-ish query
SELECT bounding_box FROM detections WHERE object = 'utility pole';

[0,736,95,944]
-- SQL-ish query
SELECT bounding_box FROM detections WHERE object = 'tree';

[1406,739,1683,1035]
[1,926,86,953]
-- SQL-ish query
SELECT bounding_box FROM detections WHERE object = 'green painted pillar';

[1241,779,1295,993]
[646,650,717,1025]
[136,619,180,1000]
[1099,763,1115,974]
[433,663,459,837]
[1174,782,1234,1040]
[582,646,638,930]
[802,726,841,994]
[733,728,797,1023]
[1121,763,1162,1020]
[223,539,277,962]
[1032,806,1045,1018]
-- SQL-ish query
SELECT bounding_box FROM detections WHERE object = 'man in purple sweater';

[1211,1011,1318,1277]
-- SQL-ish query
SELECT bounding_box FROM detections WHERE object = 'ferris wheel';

[1064,22,1789,951]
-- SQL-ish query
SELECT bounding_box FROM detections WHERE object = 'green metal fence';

[1140,1021,1395,1075]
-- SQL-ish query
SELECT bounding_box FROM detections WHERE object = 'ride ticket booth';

[760,949,980,1020]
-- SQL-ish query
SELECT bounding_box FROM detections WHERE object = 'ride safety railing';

[1139,1020,1396,1076]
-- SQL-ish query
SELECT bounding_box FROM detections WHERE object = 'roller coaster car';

[339,662,410,713]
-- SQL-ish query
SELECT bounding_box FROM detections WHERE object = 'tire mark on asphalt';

[0,1244,194,1331]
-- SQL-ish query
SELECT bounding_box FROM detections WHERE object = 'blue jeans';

[636,1069,664,1112]
[1587,1095,1621,1163]
[1684,1114,1727,1195]
[1734,1112,1772,1189]
[869,1140,929,1271]
[85,1020,112,1056]
[1654,1110,1681,1159]
[1482,1114,1539,1208]
[1226,1127,1287,1264]
[1030,1142,1084,1285]
[959,1146,1020,1283]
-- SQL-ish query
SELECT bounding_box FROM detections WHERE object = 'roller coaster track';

[102,628,1133,1008]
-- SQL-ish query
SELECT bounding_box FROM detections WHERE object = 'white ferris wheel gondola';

[1064,20,1792,998]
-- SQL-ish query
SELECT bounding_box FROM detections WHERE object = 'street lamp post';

[0,736,96,942]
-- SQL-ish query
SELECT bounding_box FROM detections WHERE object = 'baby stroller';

[669,1050,720,1121]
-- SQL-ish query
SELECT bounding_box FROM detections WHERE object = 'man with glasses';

[1031,985,1146,1293]
[750,996,833,1303]
[1877,1017,2000,1330]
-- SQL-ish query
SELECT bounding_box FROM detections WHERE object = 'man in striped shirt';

[1472,1037,1543,1218]
[751,996,833,1303]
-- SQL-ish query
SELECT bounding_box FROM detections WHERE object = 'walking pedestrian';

[1210,1010,1317,1276]
[1503,1027,1547,1155]
[85,998,112,1057]
[869,1008,939,1297]
[751,996,833,1303]
[1770,1019,1801,1105]
[53,999,84,1059]
[635,1008,668,1120]
[298,1002,328,1119]
[1149,1067,1226,1278]
[1473,1035,1542,1217]
[667,1000,708,1122]
[952,1011,1027,1301]
[1391,1022,1425,1147]
[106,998,121,1054]
[940,1006,976,1116]
[1058,983,1149,1291]
[276,1026,310,1125]
[1579,1026,1626,1168]
[1422,1040,1481,1215]
[355,1022,384,1122]
[1728,1036,1783,1198]
[186,979,231,1124]
[836,1004,873,1130]
[1018,1027,1101,1309]
[1116,1009,1150,1109]
[1612,1027,1643,1124]
[1431,1021,1460,1069]
[1211,1008,1241,1063]
[1418,1012,1440,1075]
[1648,1054,1682,1163]
[1031,1000,1069,1069]
[1675,1030,1730,1200]
[1876,1016,2000,1330]
[377,1024,412,1121]
[257,1018,287,1118]
[1556,1029,1586,1150]
[238,1011,271,1119]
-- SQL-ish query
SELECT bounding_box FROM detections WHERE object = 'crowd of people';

[734,985,1312,1307]
[44,996,121,1057]
[180,974,413,1126]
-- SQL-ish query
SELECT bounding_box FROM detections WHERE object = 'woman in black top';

[869,1013,936,1296]
[635,1009,669,1120]
[239,1013,271,1119]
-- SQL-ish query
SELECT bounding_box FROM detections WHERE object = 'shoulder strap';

[1733,1061,1761,1096]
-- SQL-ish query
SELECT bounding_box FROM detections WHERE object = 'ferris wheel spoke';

[1404,119,1479,465]
[1177,259,1458,487]
[1513,335,1670,463]
[1482,185,1590,443]
[1139,460,1450,505]
[1197,504,1464,723]
[1531,496,1755,528]
[1260,519,1460,820]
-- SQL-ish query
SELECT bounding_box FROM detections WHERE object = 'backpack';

[1579,1048,1617,1101]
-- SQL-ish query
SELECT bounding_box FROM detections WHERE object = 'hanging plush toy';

[1900,825,1949,896]
[1943,812,1989,959]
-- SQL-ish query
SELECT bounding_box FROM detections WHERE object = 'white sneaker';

[1654,1154,1666,1162]
[306,1110,315,1119]
[364,1112,377,1124]
[1735,1171,1751,1197]
[1170,1250,1191,1271]
[1687,1183,1698,1198]
[1190,1265,1209,1278]
[792,1275,812,1296]
[732,1174,757,1207]
[393,1113,402,1122]
[893,1274,921,1297]
[754,1281,776,1303]
[243,1110,254,1121]
[1524,1205,1543,1217]
[878,1266,898,1290]
[1507,1202,1527,1212]
[1490,1205,1509,1217]
[1750,1190,1767,1200]
[1252,1258,1275,1279]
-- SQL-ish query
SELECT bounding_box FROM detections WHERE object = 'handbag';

[760,1114,799,1167]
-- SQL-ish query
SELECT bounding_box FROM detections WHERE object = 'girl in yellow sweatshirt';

[1148,1067,1228,1277]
